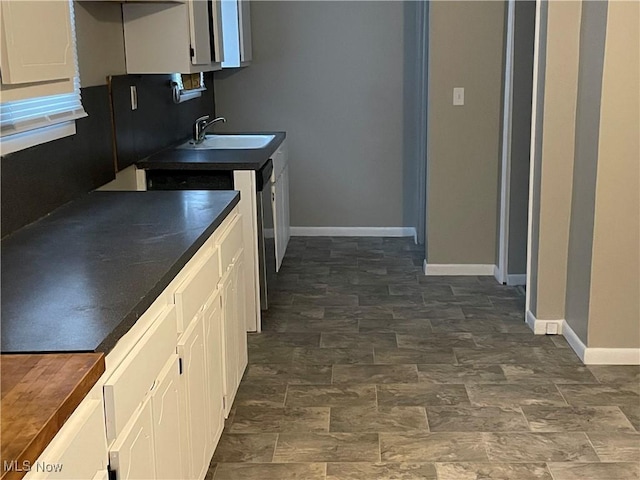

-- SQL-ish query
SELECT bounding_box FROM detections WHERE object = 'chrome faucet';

[193,115,226,144]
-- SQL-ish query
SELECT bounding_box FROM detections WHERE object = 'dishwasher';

[146,160,277,311]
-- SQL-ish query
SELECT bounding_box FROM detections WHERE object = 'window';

[0,0,86,155]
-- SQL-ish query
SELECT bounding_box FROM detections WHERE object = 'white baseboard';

[527,310,640,365]
[290,227,417,239]
[423,261,495,276]
[507,274,527,286]
[562,320,640,365]
[525,310,564,335]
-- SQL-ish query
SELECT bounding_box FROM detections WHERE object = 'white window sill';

[0,120,79,155]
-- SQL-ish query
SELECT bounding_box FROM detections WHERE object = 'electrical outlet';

[546,322,559,335]
[453,87,464,106]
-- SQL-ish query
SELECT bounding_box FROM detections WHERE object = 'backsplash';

[1,85,114,237]
[111,73,215,171]
[1,73,216,238]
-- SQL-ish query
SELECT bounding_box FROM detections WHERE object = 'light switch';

[453,87,464,106]
[130,86,138,111]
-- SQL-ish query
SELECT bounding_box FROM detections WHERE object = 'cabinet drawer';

[103,305,177,442]
[174,249,220,331]
[218,214,243,273]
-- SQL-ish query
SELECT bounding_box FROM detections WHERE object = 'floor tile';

[587,432,640,461]
[547,462,640,480]
[332,364,418,384]
[212,433,278,463]
[396,333,476,349]
[522,406,635,432]
[324,306,393,320]
[451,285,522,298]
[293,292,359,307]
[388,284,453,296]
[243,364,332,385]
[556,384,640,406]
[471,333,557,348]
[359,318,432,334]
[500,364,599,384]
[374,348,456,365]
[330,406,428,433]
[320,333,397,349]
[273,432,380,462]
[326,462,437,480]
[285,384,377,407]
[380,432,487,462]
[484,432,599,462]
[418,276,480,286]
[248,332,321,348]
[424,295,493,308]
[359,294,424,307]
[233,384,287,407]
[377,384,470,406]
[393,305,465,320]
[268,318,359,334]
[466,384,567,407]
[621,405,640,431]
[292,347,374,365]
[213,463,326,480]
[417,364,507,385]
[229,406,330,433]
[432,320,530,334]
[427,406,529,432]
[436,462,552,480]
[587,365,640,384]
[248,345,294,364]
[454,347,580,365]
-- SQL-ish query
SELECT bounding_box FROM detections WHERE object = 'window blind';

[0,0,86,138]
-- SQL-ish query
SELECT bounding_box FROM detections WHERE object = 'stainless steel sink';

[178,134,275,150]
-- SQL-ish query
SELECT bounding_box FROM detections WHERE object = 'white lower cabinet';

[151,355,187,480]
[29,207,251,480]
[177,313,212,480]
[203,292,225,447]
[271,142,291,272]
[109,397,156,480]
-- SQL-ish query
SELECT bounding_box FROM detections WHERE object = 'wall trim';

[424,261,495,276]
[525,309,564,335]
[527,311,640,365]
[290,227,417,240]
[493,264,504,284]
[507,274,527,286]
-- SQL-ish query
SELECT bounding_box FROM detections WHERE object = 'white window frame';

[0,0,86,155]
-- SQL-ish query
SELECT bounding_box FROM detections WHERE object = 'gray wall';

[564,0,608,343]
[214,1,410,229]
[426,1,506,265]
[507,0,535,275]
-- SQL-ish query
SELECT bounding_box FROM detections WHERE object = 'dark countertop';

[1,190,239,354]
[137,131,286,171]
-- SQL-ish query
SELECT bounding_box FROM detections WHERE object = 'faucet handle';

[195,114,210,124]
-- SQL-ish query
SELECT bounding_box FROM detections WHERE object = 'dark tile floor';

[207,237,640,480]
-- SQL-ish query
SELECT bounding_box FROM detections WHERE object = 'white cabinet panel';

[177,314,211,480]
[203,292,225,448]
[104,305,177,442]
[273,156,290,272]
[188,0,212,65]
[109,398,156,480]
[23,399,107,480]
[233,250,249,375]
[151,355,187,480]
[0,0,75,84]
[219,267,238,416]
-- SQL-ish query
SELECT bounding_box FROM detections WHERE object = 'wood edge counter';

[1,353,106,480]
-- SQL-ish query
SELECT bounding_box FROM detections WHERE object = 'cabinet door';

[151,354,187,480]
[177,314,211,480]
[238,0,252,63]
[109,398,156,480]
[282,164,291,251]
[203,291,225,448]
[188,0,212,65]
[219,268,238,416]
[0,0,75,84]
[233,250,249,378]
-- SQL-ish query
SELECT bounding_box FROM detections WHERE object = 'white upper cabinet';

[122,0,224,74]
[221,0,252,68]
[0,0,75,84]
